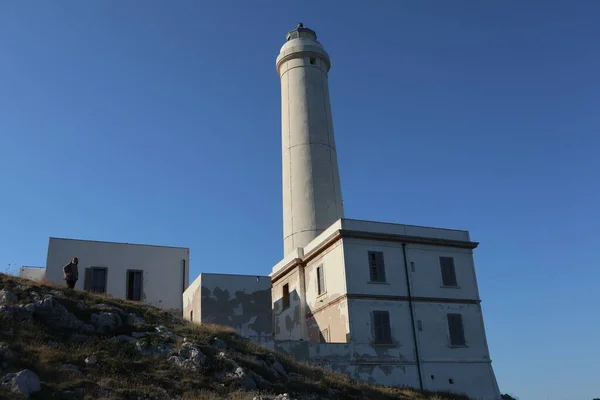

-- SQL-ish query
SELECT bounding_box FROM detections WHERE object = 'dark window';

[126,270,143,301]
[84,267,107,293]
[282,283,290,309]
[449,378,454,384]
[310,57,316,64]
[440,256,457,287]
[417,320,423,331]
[447,313,466,346]
[317,265,325,295]
[190,310,193,321]
[368,251,386,282]
[372,311,392,344]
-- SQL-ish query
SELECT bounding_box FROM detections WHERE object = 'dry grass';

[0,273,471,400]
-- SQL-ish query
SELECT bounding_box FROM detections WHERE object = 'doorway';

[126,270,143,301]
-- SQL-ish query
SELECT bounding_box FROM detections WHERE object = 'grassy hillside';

[0,273,472,400]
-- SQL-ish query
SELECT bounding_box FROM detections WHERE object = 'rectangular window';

[282,283,290,309]
[447,313,466,346]
[440,256,457,287]
[126,270,143,301]
[84,267,107,294]
[417,320,423,331]
[316,265,325,295]
[368,251,386,282]
[372,310,392,344]
[190,310,193,321]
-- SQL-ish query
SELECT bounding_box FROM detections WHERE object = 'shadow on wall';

[273,288,301,340]
[273,287,348,344]
[200,285,272,342]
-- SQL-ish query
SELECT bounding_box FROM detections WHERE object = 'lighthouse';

[276,23,344,256]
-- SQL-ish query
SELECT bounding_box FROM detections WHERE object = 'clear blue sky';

[1,2,598,399]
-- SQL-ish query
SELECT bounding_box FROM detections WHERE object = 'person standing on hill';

[63,257,79,289]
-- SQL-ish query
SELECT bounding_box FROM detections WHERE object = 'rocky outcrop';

[0,290,17,305]
[91,312,122,333]
[168,342,206,371]
[29,296,85,330]
[135,340,173,357]
[1,369,40,398]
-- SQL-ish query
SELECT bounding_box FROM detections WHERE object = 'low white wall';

[19,267,46,281]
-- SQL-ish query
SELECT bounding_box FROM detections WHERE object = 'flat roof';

[199,272,271,279]
[49,237,189,250]
[343,218,470,234]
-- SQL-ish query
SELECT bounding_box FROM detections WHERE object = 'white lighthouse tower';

[276,23,344,256]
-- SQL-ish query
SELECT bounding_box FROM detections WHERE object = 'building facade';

[270,219,500,399]
[183,273,273,344]
[45,237,190,311]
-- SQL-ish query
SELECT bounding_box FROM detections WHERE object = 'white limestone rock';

[33,296,84,330]
[91,312,122,333]
[168,342,206,371]
[1,369,41,397]
[127,313,145,325]
[85,356,97,365]
[0,290,17,305]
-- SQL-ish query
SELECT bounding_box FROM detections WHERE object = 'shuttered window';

[316,265,325,295]
[372,311,392,344]
[368,251,386,282]
[84,267,107,293]
[447,313,466,346]
[440,257,457,287]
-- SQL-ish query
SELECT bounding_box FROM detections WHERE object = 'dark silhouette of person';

[63,257,79,289]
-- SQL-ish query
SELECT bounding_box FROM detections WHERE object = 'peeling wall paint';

[272,268,304,340]
[273,340,499,399]
[183,273,272,342]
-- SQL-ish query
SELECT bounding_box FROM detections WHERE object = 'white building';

[44,237,190,311]
[271,219,500,399]
[268,24,501,399]
[183,273,272,344]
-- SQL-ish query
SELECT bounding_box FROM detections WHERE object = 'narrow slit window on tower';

[310,56,316,65]
[282,283,290,309]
